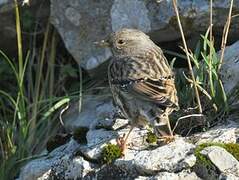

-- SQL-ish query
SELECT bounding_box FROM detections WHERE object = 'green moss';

[101,144,122,164]
[194,143,214,168]
[72,127,89,144]
[146,132,157,144]
[222,143,239,160]
[194,142,239,168]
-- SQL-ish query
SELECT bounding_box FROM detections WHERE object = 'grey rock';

[50,0,239,71]
[191,121,238,145]
[63,93,115,130]
[201,146,239,177]
[81,126,148,159]
[114,137,196,176]
[82,129,117,159]
[220,41,239,93]
[50,0,113,71]
[111,0,151,32]
[18,139,92,180]
[151,170,201,180]
[219,173,239,180]
[133,138,196,174]
[18,118,239,179]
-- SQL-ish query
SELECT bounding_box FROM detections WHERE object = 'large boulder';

[50,0,239,71]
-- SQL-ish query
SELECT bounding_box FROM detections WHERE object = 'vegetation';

[171,0,234,134]
[101,144,122,164]
[194,142,239,168]
[146,131,157,144]
[0,1,81,179]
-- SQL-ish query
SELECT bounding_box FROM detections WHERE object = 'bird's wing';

[129,77,178,108]
[109,49,178,109]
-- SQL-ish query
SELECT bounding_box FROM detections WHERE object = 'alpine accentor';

[99,28,178,154]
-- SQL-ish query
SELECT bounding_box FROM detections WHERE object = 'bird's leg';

[117,126,134,156]
[155,114,174,144]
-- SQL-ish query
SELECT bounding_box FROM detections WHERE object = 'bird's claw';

[116,134,127,156]
[157,135,175,144]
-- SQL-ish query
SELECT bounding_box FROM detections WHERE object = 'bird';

[97,28,178,154]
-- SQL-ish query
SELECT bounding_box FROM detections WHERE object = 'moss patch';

[194,142,239,169]
[193,142,239,179]
[72,127,89,144]
[101,144,122,164]
[146,132,157,144]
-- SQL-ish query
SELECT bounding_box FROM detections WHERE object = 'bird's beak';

[94,39,110,48]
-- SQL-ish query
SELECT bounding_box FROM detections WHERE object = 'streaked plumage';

[105,28,178,152]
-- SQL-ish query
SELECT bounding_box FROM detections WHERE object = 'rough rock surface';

[220,41,239,93]
[201,146,239,178]
[18,117,239,180]
[50,0,239,71]
[63,93,115,130]
[143,170,201,180]
[190,121,239,145]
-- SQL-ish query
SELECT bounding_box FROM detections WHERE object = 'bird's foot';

[116,134,127,156]
[157,135,175,144]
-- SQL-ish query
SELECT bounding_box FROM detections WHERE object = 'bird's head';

[96,28,154,57]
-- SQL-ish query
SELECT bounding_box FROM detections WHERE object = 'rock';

[113,137,196,176]
[81,129,118,159]
[220,41,239,93]
[133,138,196,174]
[50,0,113,71]
[80,125,148,159]
[50,0,239,71]
[63,93,115,130]
[201,146,239,178]
[150,170,201,180]
[190,121,238,145]
[18,118,239,179]
[111,118,129,130]
[219,173,239,180]
[111,0,151,32]
[18,139,92,180]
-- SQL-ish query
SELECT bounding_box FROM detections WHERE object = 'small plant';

[101,144,122,163]
[174,30,229,129]
[146,132,157,144]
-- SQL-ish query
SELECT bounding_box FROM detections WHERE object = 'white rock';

[219,173,239,180]
[201,146,239,177]
[193,121,238,145]
[115,137,196,175]
[135,170,201,180]
[152,170,201,180]
[19,140,92,180]
[134,138,196,174]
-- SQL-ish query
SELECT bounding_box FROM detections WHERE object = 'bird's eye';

[117,39,125,45]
